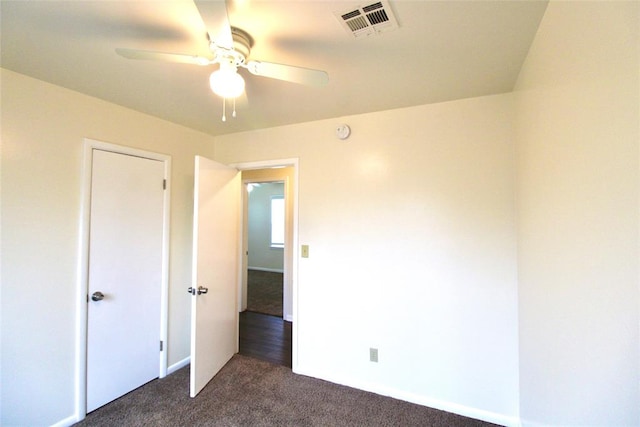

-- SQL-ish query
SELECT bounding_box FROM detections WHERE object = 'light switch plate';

[301,245,309,258]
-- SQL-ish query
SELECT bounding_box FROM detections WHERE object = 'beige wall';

[0,69,215,425]
[514,1,639,425]
[215,93,521,425]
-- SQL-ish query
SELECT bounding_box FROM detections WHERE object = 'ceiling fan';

[115,0,329,121]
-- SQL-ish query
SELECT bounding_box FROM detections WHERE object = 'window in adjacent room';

[270,195,285,248]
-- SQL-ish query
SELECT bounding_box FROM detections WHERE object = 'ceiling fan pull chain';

[232,98,237,118]
[222,98,227,122]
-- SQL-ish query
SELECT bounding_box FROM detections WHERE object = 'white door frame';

[75,138,171,422]
[230,158,299,369]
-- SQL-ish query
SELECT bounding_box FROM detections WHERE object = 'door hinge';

[160,340,163,351]
[163,179,167,190]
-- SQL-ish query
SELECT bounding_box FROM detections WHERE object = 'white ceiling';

[1,0,548,137]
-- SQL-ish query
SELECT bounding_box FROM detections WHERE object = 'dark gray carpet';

[76,355,498,426]
[247,270,283,317]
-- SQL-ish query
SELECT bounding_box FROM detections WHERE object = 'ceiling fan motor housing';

[231,28,253,59]
[212,27,253,67]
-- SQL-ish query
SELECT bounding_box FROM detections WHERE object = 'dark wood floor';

[239,311,292,368]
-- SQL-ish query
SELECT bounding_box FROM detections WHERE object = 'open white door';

[190,155,240,397]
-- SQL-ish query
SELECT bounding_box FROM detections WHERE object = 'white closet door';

[87,149,164,412]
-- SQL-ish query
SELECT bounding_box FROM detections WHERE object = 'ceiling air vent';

[334,1,399,38]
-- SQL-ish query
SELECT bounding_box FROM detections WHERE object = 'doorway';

[239,167,295,322]
[245,181,285,317]
[233,160,298,368]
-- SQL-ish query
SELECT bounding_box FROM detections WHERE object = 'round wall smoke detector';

[336,124,351,140]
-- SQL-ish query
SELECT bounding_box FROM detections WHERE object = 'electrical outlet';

[369,348,378,363]
[301,245,309,258]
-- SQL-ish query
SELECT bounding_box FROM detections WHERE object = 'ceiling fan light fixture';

[209,66,245,99]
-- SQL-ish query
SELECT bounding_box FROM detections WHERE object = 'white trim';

[159,154,171,380]
[231,158,299,370]
[248,267,284,273]
[51,414,78,427]
[229,158,299,171]
[293,367,520,427]
[168,356,191,375]
[519,419,546,427]
[75,138,171,421]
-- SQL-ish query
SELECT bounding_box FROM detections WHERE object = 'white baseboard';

[168,356,190,374]
[519,418,547,427]
[248,267,284,273]
[52,359,190,427]
[292,367,520,427]
[284,314,293,322]
[52,414,78,427]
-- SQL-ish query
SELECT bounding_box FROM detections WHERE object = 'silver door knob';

[187,286,208,295]
[91,291,105,301]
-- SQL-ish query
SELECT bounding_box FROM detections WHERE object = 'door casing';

[75,138,171,422]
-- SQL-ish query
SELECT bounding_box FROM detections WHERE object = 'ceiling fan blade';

[194,0,233,49]
[116,48,213,65]
[245,61,329,87]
